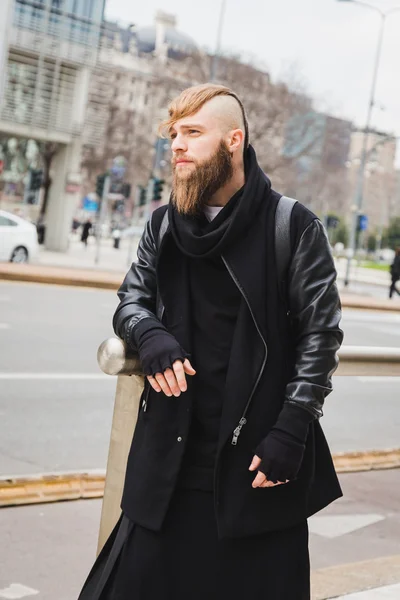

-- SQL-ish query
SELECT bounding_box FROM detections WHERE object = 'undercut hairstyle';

[159,83,250,148]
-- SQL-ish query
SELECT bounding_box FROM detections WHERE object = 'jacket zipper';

[221,257,268,446]
[142,383,150,412]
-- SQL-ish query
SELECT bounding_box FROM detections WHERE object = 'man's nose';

[171,134,187,153]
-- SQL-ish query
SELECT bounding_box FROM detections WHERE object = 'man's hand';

[147,359,196,397]
[249,455,289,488]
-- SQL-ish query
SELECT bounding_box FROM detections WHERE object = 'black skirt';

[79,488,310,600]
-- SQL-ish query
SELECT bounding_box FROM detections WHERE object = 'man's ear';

[228,128,245,153]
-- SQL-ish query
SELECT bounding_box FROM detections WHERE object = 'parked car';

[0,210,39,263]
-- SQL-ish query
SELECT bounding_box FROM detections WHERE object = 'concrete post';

[45,138,82,251]
[45,66,90,251]
[97,374,144,554]
[0,0,13,113]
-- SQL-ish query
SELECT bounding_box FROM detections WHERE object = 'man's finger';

[183,359,196,376]
[249,455,262,471]
[164,368,181,397]
[147,375,161,393]
[252,471,267,488]
[172,361,188,393]
[260,479,272,488]
[154,373,173,397]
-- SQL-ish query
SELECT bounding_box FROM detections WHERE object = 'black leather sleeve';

[112,218,159,348]
[285,218,343,419]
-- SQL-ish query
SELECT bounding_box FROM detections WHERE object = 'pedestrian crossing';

[0,583,39,599]
[336,582,400,598]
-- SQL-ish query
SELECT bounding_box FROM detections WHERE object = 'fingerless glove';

[256,403,313,483]
[131,317,189,377]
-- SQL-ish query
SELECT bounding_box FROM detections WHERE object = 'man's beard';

[172,140,233,216]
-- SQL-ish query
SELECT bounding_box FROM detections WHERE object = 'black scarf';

[168,145,271,259]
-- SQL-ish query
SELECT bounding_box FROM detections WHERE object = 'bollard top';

[97,337,142,376]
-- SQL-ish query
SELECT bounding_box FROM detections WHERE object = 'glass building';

[13,0,106,47]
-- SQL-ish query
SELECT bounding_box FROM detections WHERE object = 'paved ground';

[0,282,399,475]
[35,234,137,274]
[0,279,399,598]
[0,469,399,599]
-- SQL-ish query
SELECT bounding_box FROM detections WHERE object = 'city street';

[0,280,400,475]
[0,280,399,599]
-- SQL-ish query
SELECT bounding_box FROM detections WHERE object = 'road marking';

[357,376,400,383]
[0,584,39,599]
[308,513,385,538]
[342,313,400,323]
[0,373,111,380]
[335,582,400,598]
[0,323,10,330]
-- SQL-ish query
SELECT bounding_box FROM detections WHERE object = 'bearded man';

[79,84,343,600]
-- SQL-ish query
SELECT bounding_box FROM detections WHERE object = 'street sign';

[357,214,368,232]
[83,196,98,212]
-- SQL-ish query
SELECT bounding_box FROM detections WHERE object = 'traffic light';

[96,173,107,198]
[326,215,339,230]
[30,169,43,191]
[153,178,165,202]
[139,186,147,206]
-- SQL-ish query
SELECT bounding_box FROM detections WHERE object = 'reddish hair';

[159,83,249,147]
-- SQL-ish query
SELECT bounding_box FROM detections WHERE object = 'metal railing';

[96,338,400,552]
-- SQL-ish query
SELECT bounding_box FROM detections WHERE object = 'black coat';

[113,180,343,539]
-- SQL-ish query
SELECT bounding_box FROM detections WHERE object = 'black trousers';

[389,278,400,298]
[79,488,310,600]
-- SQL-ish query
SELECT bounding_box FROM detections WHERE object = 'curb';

[340,296,400,313]
[0,265,122,290]
[0,470,105,507]
[1,449,399,508]
[311,554,400,599]
[333,448,400,472]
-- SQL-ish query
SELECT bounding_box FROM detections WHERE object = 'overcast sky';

[105,0,400,149]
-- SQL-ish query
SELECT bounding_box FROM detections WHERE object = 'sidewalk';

[0,470,399,600]
[0,236,399,310]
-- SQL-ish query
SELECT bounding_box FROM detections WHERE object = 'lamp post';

[210,0,227,82]
[337,0,400,286]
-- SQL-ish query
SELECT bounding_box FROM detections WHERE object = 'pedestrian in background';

[389,247,400,299]
[112,227,121,249]
[79,84,343,600]
[81,218,92,248]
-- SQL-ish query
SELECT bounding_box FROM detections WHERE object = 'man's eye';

[170,133,177,140]
[189,130,200,135]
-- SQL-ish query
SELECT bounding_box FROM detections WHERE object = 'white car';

[0,210,39,263]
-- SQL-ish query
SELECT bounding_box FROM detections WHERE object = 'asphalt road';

[1,470,399,600]
[0,281,399,475]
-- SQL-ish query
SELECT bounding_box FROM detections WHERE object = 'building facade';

[0,0,105,250]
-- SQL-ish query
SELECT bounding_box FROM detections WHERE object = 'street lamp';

[210,0,227,82]
[336,0,400,286]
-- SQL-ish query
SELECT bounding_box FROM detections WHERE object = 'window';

[0,216,18,227]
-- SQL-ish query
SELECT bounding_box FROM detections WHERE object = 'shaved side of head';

[203,95,246,143]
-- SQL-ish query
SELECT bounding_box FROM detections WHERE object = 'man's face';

[170,104,233,215]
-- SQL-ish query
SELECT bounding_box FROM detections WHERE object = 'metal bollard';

[96,338,143,553]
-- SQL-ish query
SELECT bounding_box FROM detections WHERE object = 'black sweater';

[179,254,241,490]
